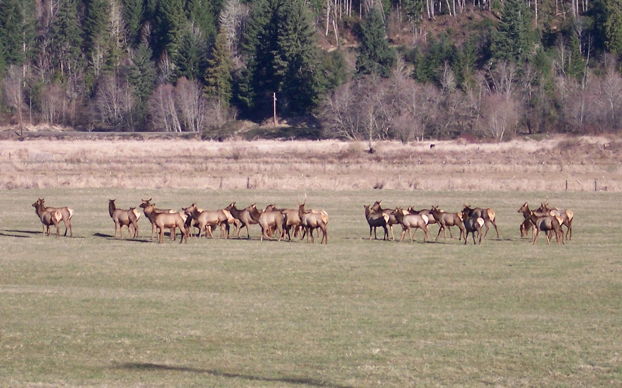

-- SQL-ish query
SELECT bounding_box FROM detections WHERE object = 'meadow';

[1,186,621,387]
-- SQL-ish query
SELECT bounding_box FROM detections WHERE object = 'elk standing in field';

[461,208,484,245]
[38,198,74,237]
[393,207,429,243]
[182,203,232,239]
[225,202,258,239]
[527,210,564,245]
[364,204,389,240]
[430,206,465,242]
[371,201,398,240]
[517,202,549,238]
[264,204,303,241]
[140,201,188,244]
[298,202,328,244]
[32,199,62,237]
[140,198,185,241]
[249,204,286,242]
[108,199,140,238]
[462,204,499,239]
[538,202,574,240]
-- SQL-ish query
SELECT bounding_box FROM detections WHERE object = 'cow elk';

[364,204,389,240]
[32,199,62,237]
[461,208,484,245]
[225,202,258,239]
[538,202,573,240]
[371,201,398,240]
[298,203,328,244]
[517,202,549,238]
[249,204,286,242]
[140,198,179,240]
[462,204,499,239]
[430,206,465,241]
[527,210,564,245]
[109,199,140,238]
[37,198,74,237]
[393,207,429,243]
[182,203,232,239]
[140,201,188,244]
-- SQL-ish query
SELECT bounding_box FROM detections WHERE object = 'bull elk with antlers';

[32,199,62,237]
[37,198,74,237]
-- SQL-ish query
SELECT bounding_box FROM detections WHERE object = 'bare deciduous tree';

[93,74,134,130]
[2,65,24,129]
[174,77,207,132]
[480,93,519,141]
[40,84,66,125]
[148,83,181,132]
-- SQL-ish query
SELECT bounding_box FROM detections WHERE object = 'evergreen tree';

[122,0,144,47]
[491,0,534,63]
[0,0,36,66]
[204,27,234,108]
[185,0,217,43]
[174,24,206,81]
[128,43,157,128]
[355,7,396,78]
[603,0,622,54]
[49,0,83,80]
[153,0,186,61]
[83,0,111,93]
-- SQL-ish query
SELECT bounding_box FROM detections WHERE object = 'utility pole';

[273,92,278,126]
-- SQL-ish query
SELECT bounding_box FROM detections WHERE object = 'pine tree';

[185,0,217,43]
[491,0,534,63]
[128,43,157,128]
[49,0,83,80]
[204,27,234,108]
[122,0,144,47]
[83,0,111,92]
[355,7,396,78]
[0,0,36,66]
[153,0,186,61]
[603,0,622,54]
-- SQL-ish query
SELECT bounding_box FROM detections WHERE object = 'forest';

[0,0,621,141]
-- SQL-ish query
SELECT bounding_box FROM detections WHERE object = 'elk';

[225,202,258,239]
[526,210,564,245]
[364,204,389,240]
[462,204,499,239]
[182,203,231,239]
[37,198,74,237]
[108,199,140,238]
[517,202,549,238]
[538,202,574,240]
[249,204,286,242]
[461,208,484,245]
[298,203,328,244]
[393,207,429,243]
[140,201,188,244]
[32,199,62,237]
[371,201,398,240]
[429,206,465,242]
[140,198,184,240]
[264,204,303,241]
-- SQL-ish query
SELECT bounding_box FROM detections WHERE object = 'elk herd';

[364,200,572,246]
[31,196,573,246]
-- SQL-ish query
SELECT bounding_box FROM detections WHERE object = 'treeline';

[0,0,621,139]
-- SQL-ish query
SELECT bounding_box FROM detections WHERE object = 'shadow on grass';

[112,362,354,388]
[0,229,33,238]
[93,233,151,243]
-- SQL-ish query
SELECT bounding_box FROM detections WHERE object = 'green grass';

[1,189,621,387]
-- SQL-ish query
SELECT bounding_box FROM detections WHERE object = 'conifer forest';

[0,0,621,140]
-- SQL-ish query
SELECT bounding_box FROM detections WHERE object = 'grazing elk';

[430,206,465,242]
[32,199,62,237]
[461,208,484,245]
[140,199,184,241]
[108,199,140,238]
[225,202,258,239]
[538,202,574,240]
[371,201,398,240]
[526,210,564,245]
[393,207,429,243]
[462,204,499,239]
[38,198,74,237]
[249,204,286,242]
[364,204,389,240]
[298,203,328,244]
[140,201,188,244]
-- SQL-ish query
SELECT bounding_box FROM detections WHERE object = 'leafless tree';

[40,84,66,125]
[174,77,207,132]
[148,83,181,132]
[2,65,24,129]
[598,68,622,131]
[480,93,519,141]
[219,0,247,59]
[92,74,134,130]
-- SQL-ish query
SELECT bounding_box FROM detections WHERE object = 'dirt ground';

[0,135,620,192]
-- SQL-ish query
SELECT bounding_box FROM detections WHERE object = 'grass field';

[1,188,621,387]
